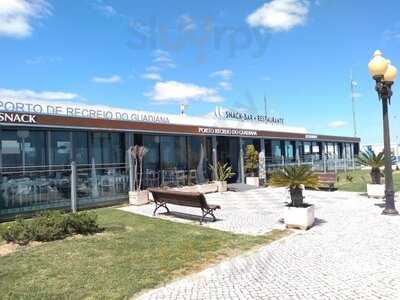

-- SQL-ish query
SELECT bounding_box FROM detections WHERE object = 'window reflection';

[1,130,46,167]
[188,136,212,183]
[160,136,187,170]
[51,131,71,165]
[143,135,160,171]
[73,132,89,165]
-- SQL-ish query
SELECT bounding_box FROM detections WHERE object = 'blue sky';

[1,0,400,144]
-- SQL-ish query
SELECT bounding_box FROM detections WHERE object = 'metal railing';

[0,155,359,219]
[0,162,129,220]
[263,154,359,173]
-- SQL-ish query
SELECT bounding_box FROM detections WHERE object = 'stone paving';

[120,187,290,235]
[128,188,400,300]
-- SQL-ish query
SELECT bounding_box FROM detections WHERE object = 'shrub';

[346,174,354,183]
[269,165,319,207]
[2,217,32,245]
[66,212,101,235]
[30,211,69,242]
[244,144,259,176]
[209,162,236,181]
[1,211,101,245]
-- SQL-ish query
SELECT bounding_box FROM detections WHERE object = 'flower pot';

[246,176,260,187]
[215,181,227,192]
[129,190,149,205]
[284,204,315,230]
[367,184,385,198]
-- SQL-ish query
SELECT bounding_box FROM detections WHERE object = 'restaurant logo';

[0,112,37,124]
[214,106,284,125]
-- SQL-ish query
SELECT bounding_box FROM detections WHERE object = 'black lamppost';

[368,50,399,215]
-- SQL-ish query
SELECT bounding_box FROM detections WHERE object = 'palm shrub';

[269,165,319,207]
[244,144,259,176]
[209,162,236,182]
[357,150,384,184]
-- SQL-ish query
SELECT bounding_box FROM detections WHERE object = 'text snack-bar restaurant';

[0,100,360,218]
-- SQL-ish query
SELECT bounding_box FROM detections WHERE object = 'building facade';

[0,100,360,219]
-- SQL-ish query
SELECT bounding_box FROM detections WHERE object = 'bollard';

[71,161,77,213]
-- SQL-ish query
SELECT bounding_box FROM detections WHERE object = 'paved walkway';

[120,187,289,235]
[131,189,400,300]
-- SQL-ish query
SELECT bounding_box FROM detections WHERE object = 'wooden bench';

[149,189,221,224]
[316,172,336,191]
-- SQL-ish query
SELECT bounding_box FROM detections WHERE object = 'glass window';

[91,132,125,165]
[243,138,260,153]
[1,130,22,167]
[285,141,295,160]
[51,131,71,165]
[160,135,187,170]
[217,137,239,183]
[1,130,46,167]
[73,132,89,165]
[271,140,282,159]
[110,133,125,164]
[188,136,212,183]
[304,142,311,154]
[143,135,160,171]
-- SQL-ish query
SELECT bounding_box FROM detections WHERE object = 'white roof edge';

[0,99,308,134]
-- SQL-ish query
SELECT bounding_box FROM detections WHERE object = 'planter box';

[129,190,149,206]
[284,204,315,230]
[246,177,260,187]
[367,184,385,198]
[215,181,227,193]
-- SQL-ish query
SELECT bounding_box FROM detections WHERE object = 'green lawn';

[0,208,288,300]
[335,169,400,192]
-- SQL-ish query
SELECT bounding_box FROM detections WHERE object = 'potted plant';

[209,162,235,192]
[269,165,319,230]
[129,145,150,205]
[244,144,260,187]
[357,149,385,198]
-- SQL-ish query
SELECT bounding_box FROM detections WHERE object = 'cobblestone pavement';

[120,188,290,235]
[131,189,400,300]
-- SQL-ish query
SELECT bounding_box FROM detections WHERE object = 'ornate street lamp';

[368,50,399,215]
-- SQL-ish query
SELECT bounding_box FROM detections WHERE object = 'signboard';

[0,112,37,124]
[0,100,170,124]
[214,106,284,125]
[305,134,318,139]
[198,127,257,136]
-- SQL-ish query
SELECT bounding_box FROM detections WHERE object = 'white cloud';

[261,76,271,81]
[0,0,51,38]
[25,56,62,64]
[129,20,151,37]
[146,66,161,73]
[141,72,162,81]
[152,49,176,69]
[178,14,196,32]
[147,81,223,104]
[328,121,347,129]
[92,75,122,84]
[0,88,78,101]
[247,0,309,32]
[210,69,233,80]
[218,81,232,91]
[383,29,400,41]
[96,4,116,17]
